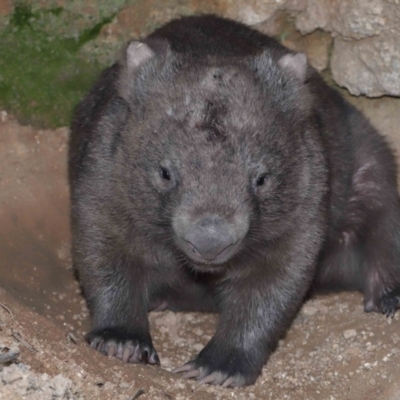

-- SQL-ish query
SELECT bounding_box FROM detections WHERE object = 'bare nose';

[183,215,235,261]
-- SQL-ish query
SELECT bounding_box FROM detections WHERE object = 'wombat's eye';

[256,175,267,186]
[161,167,171,181]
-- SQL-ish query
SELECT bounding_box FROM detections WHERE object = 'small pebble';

[343,329,357,339]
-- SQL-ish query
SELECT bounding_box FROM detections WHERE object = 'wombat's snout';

[178,215,244,265]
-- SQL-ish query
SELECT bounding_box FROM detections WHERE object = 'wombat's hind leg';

[362,211,400,317]
[346,141,400,317]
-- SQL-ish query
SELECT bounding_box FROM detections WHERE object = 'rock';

[345,346,361,357]
[193,343,204,352]
[331,35,400,97]
[302,304,318,316]
[295,0,390,39]
[225,0,283,25]
[299,30,332,71]
[257,10,295,38]
[49,374,74,398]
[284,0,307,12]
[343,329,357,340]
[0,363,79,399]
[1,363,26,384]
[0,386,23,400]
[295,0,400,97]
[295,0,337,34]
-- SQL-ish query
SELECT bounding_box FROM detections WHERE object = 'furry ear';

[249,50,311,114]
[278,53,308,83]
[125,41,155,73]
[123,38,170,73]
[118,39,170,102]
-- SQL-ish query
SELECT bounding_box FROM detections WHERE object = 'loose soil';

[1,112,400,399]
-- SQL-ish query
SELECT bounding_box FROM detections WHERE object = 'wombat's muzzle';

[179,215,242,264]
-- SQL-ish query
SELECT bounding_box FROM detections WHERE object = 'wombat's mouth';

[185,256,233,274]
[177,237,242,267]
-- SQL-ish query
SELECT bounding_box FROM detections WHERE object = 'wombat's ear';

[119,38,170,101]
[125,41,155,73]
[123,38,169,73]
[277,53,308,83]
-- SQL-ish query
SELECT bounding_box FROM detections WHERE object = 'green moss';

[10,4,34,27]
[0,5,114,128]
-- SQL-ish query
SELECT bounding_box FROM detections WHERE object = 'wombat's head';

[113,40,314,271]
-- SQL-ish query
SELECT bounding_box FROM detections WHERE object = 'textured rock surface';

[0,364,78,400]
[295,0,389,38]
[225,0,283,25]
[331,35,400,97]
[295,0,400,97]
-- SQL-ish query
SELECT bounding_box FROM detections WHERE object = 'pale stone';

[295,0,400,96]
[331,35,400,97]
[343,329,357,339]
[295,0,392,39]
[225,0,283,25]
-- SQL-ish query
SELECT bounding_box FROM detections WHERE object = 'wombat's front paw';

[173,343,261,387]
[86,327,160,365]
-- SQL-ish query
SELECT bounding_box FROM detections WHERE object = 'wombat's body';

[69,15,400,387]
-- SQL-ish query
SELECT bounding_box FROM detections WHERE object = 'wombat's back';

[148,15,285,57]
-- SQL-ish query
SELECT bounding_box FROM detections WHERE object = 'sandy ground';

[1,112,400,399]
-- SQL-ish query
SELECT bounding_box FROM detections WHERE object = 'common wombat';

[69,15,400,387]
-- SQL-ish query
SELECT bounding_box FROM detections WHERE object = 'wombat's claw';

[173,364,202,380]
[87,328,160,366]
[381,299,398,318]
[90,338,160,365]
[92,339,104,351]
[221,377,237,388]
[172,364,193,374]
[199,372,231,386]
[149,300,169,312]
[380,290,400,318]
[182,370,201,379]
[107,343,116,357]
[173,364,242,387]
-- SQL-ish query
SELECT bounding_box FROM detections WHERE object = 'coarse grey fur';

[69,15,400,387]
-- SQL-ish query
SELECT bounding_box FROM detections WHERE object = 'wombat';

[69,15,400,387]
